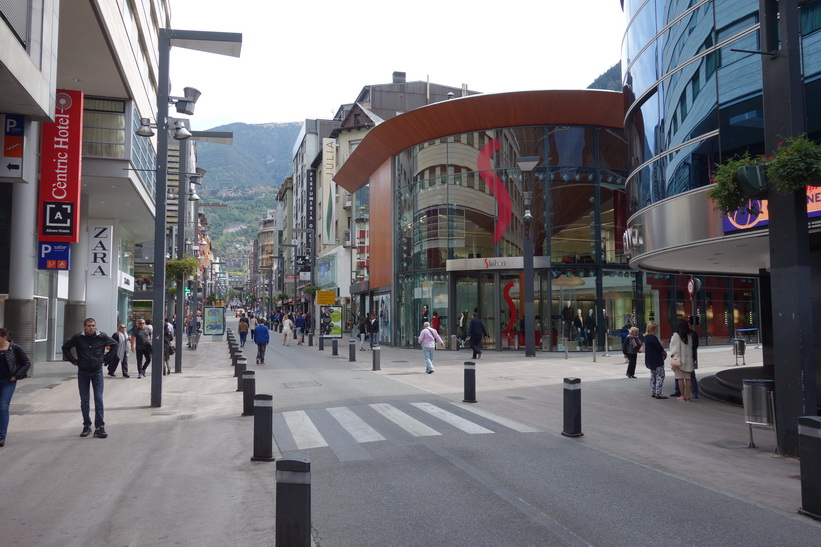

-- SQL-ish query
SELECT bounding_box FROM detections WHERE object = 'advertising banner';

[203,306,225,335]
[38,90,84,242]
[318,305,343,338]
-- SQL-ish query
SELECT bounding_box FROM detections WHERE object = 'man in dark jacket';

[468,312,488,359]
[62,318,118,438]
[368,313,379,349]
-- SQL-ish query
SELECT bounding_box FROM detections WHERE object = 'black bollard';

[251,393,275,462]
[232,348,241,375]
[318,336,324,351]
[229,341,238,361]
[332,339,338,356]
[308,333,313,346]
[276,456,311,546]
[561,377,583,437]
[463,361,477,403]
[372,346,381,371]
[349,340,356,362]
[235,356,247,391]
[798,416,821,520]
[242,370,256,416]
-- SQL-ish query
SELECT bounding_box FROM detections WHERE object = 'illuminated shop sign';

[722,188,821,233]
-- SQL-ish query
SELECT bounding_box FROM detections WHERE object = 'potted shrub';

[706,152,766,215]
[766,134,821,192]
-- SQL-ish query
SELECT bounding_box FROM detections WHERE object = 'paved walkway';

[1,327,816,546]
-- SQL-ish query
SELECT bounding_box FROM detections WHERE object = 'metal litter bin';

[741,379,775,449]
[733,338,746,366]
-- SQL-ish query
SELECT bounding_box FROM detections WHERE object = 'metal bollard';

[235,356,247,391]
[251,393,275,462]
[308,333,313,346]
[332,339,338,356]
[349,340,356,361]
[242,370,256,416]
[229,341,238,361]
[318,336,324,351]
[592,339,597,362]
[561,377,583,437]
[463,361,477,403]
[276,456,311,546]
[232,348,241,375]
[372,345,381,371]
[798,416,821,520]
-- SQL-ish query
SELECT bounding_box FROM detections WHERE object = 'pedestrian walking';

[162,318,174,375]
[62,318,118,438]
[642,322,668,398]
[622,326,641,378]
[0,328,32,447]
[249,313,258,342]
[254,319,270,365]
[418,321,444,374]
[295,312,306,345]
[130,318,152,378]
[237,314,249,347]
[281,315,294,346]
[358,317,368,351]
[669,319,695,401]
[467,312,488,359]
[368,313,379,349]
[107,324,130,378]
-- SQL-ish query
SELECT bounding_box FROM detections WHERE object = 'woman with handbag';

[669,319,695,401]
[622,327,641,378]
[643,322,668,398]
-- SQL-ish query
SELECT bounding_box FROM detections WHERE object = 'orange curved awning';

[334,89,625,192]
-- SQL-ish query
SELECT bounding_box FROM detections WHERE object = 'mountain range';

[193,63,621,267]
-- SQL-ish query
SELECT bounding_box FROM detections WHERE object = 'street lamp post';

[517,156,540,357]
[148,28,241,407]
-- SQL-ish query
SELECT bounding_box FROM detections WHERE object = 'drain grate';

[284,381,321,388]
[391,361,409,363]
[177,414,195,420]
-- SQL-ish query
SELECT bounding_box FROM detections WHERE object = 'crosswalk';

[271,401,540,462]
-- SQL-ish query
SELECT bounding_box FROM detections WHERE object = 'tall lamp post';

[517,156,540,357]
[147,28,241,407]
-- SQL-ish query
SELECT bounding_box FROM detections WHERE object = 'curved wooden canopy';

[334,89,625,192]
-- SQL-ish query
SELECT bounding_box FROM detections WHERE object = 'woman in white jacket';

[669,319,695,401]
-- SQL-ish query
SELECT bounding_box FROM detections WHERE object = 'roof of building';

[333,89,625,192]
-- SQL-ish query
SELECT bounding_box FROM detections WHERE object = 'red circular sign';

[687,279,695,296]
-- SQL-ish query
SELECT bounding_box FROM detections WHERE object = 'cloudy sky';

[169,0,626,129]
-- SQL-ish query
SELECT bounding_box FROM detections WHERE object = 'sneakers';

[123,374,130,378]
[93,427,108,439]
[0,436,5,447]
[107,371,116,377]
[80,426,92,437]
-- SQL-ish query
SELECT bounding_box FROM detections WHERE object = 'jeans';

[136,347,152,374]
[422,346,435,372]
[359,333,367,350]
[370,333,377,348]
[78,368,105,428]
[239,331,247,346]
[256,343,267,363]
[0,378,18,438]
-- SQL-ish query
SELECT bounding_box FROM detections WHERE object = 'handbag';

[670,357,682,368]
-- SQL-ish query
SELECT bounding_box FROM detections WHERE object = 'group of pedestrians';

[624,318,699,401]
[416,311,488,374]
[357,314,380,351]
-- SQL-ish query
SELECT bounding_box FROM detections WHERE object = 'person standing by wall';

[62,318,118,438]
[254,319,270,365]
[418,321,444,374]
[468,312,488,359]
[368,313,379,349]
[0,328,32,447]
[107,324,130,378]
[130,319,151,379]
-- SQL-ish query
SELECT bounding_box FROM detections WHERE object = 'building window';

[83,98,126,158]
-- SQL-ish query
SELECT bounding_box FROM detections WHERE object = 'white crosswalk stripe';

[449,402,541,433]
[327,406,386,443]
[369,403,441,437]
[411,402,494,434]
[283,410,328,449]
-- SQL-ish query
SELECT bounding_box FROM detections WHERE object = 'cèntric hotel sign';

[38,89,84,243]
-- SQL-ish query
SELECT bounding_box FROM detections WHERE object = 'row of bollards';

[225,329,311,545]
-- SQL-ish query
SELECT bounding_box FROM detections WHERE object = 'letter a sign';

[88,225,113,278]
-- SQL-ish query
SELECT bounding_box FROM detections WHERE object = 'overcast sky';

[169,0,626,130]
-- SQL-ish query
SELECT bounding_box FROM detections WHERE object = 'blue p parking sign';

[38,242,71,270]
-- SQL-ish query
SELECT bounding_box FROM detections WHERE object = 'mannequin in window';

[421,305,429,327]
[562,301,574,340]
[585,309,596,349]
[573,308,586,348]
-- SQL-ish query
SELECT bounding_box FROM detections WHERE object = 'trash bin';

[742,379,775,425]
[733,338,747,366]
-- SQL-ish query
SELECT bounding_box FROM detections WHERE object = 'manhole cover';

[284,381,321,388]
